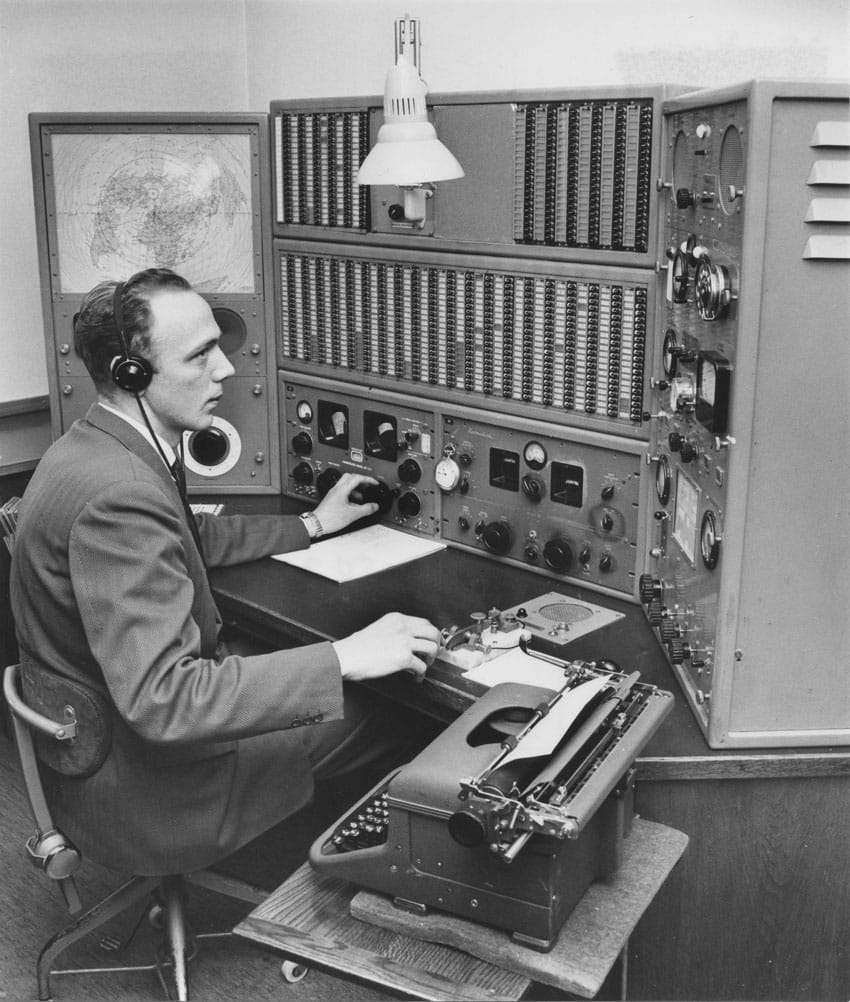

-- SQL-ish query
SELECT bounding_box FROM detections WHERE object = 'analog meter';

[523,441,548,470]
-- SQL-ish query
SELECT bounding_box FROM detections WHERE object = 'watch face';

[523,440,547,471]
[435,456,460,491]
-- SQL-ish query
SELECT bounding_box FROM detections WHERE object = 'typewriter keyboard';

[328,791,390,852]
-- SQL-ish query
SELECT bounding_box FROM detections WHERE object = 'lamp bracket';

[394,15,421,72]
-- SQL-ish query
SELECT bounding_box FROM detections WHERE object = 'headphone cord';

[134,395,209,572]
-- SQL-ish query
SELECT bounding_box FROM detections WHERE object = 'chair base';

[37,870,266,1001]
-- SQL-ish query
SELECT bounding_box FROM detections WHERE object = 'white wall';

[0,0,249,405]
[244,0,849,104]
[1,0,848,413]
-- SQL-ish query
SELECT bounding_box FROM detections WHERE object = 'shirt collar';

[97,399,177,469]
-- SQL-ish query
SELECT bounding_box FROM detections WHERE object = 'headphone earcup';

[110,354,153,393]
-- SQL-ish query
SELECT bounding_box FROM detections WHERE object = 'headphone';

[109,281,153,393]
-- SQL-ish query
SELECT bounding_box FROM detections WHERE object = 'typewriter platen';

[310,600,674,950]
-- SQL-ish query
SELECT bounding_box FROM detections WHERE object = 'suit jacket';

[10,403,344,875]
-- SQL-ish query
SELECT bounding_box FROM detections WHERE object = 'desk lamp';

[357,14,464,226]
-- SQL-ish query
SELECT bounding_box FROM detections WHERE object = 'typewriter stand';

[234,816,687,1001]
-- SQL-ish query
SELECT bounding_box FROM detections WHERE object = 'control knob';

[350,480,397,515]
[521,474,543,501]
[315,468,342,498]
[480,521,512,555]
[292,461,314,487]
[543,535,573,573]
[396,491,421,518]
[667,639,707,667]
[679,440,698,464]
[292,431,313,456]
[398,458,422,484]
[639,574,664,604]
[523,542,540,563]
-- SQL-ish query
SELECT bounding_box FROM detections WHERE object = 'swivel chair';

[3,663,268,1001]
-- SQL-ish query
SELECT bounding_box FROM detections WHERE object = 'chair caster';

[281,959,308,983]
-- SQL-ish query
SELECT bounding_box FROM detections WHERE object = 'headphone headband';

[109,279,153,394]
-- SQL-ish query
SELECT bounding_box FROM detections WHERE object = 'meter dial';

[671,248,689,303]
[700,359,717,406]
[700,510,721,569]
[655,454,671,505]
[669,374,696,413]
[719,125,744,214]
[695,256,733,321]
[662,329,680,378]
[296,400,313,423]
[672,129,693,205]
[523,440,547,471]
[435,455,461,492]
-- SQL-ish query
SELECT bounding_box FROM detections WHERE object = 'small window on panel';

[550,462,584,507]
[489,449,520,491]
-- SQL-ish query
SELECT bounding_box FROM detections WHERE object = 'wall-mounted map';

[49,130,258,294]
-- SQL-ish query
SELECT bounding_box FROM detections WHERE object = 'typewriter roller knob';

[448,809,488,847]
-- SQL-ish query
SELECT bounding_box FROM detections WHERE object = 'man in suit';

[10,267,441,876]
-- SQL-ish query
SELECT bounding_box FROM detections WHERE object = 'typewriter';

[310,600,673,950]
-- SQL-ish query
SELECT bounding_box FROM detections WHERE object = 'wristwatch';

[299,510,323,540]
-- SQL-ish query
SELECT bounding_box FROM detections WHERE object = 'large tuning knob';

[543,535,573,573]
[479,521,512,555]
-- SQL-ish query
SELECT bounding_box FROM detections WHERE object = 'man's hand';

[313,472,379,536]
[333,613,441,682]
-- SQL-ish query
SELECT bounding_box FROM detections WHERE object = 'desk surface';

[208,497,850,777]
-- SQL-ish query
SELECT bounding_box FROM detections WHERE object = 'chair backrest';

[3,664,83,911]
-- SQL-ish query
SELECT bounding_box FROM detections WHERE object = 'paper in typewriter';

[498,676,612,766]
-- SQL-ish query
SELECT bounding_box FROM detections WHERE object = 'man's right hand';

[332,612,441,682]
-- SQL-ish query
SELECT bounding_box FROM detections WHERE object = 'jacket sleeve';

[195,510,311,568]
[68,481,344,746]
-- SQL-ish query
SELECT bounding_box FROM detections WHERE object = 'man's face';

[140,289,235,445]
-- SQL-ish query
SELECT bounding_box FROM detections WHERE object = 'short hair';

[73,268,192,395]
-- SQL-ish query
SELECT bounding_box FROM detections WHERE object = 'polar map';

[50,131,257,294]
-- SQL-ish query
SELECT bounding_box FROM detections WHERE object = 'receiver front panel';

[280,375,439,538]
[271,88,672,268]
[643,82,850,747]
[438,409,644,599]
[275,240,652,438]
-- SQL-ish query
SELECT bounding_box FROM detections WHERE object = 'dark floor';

[0,732,409,1002]
[1,728,585,1002]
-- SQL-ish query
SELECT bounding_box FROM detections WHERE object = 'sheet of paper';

[499,675,611,766]
[460,646,570,691]
[272,523,445,583]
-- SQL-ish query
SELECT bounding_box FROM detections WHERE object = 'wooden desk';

[208,497,850,1000]
[234,819,689,1001]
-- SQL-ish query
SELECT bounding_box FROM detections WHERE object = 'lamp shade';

[357,53,464,187]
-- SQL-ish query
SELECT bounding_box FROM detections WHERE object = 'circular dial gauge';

[655,454,671,505]
[435,456,461,492]
[662,329,679,377]
[672,129,692,195]
[700,510,721,569]
[296,400,313,423]
[700,359,717,406]
[671,248,689,303]
[669,374,696,412]
[719,125,744,214]
[523,440,547,470]
[695,256,733,321]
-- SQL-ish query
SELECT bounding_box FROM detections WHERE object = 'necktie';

[170,455,206,563]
